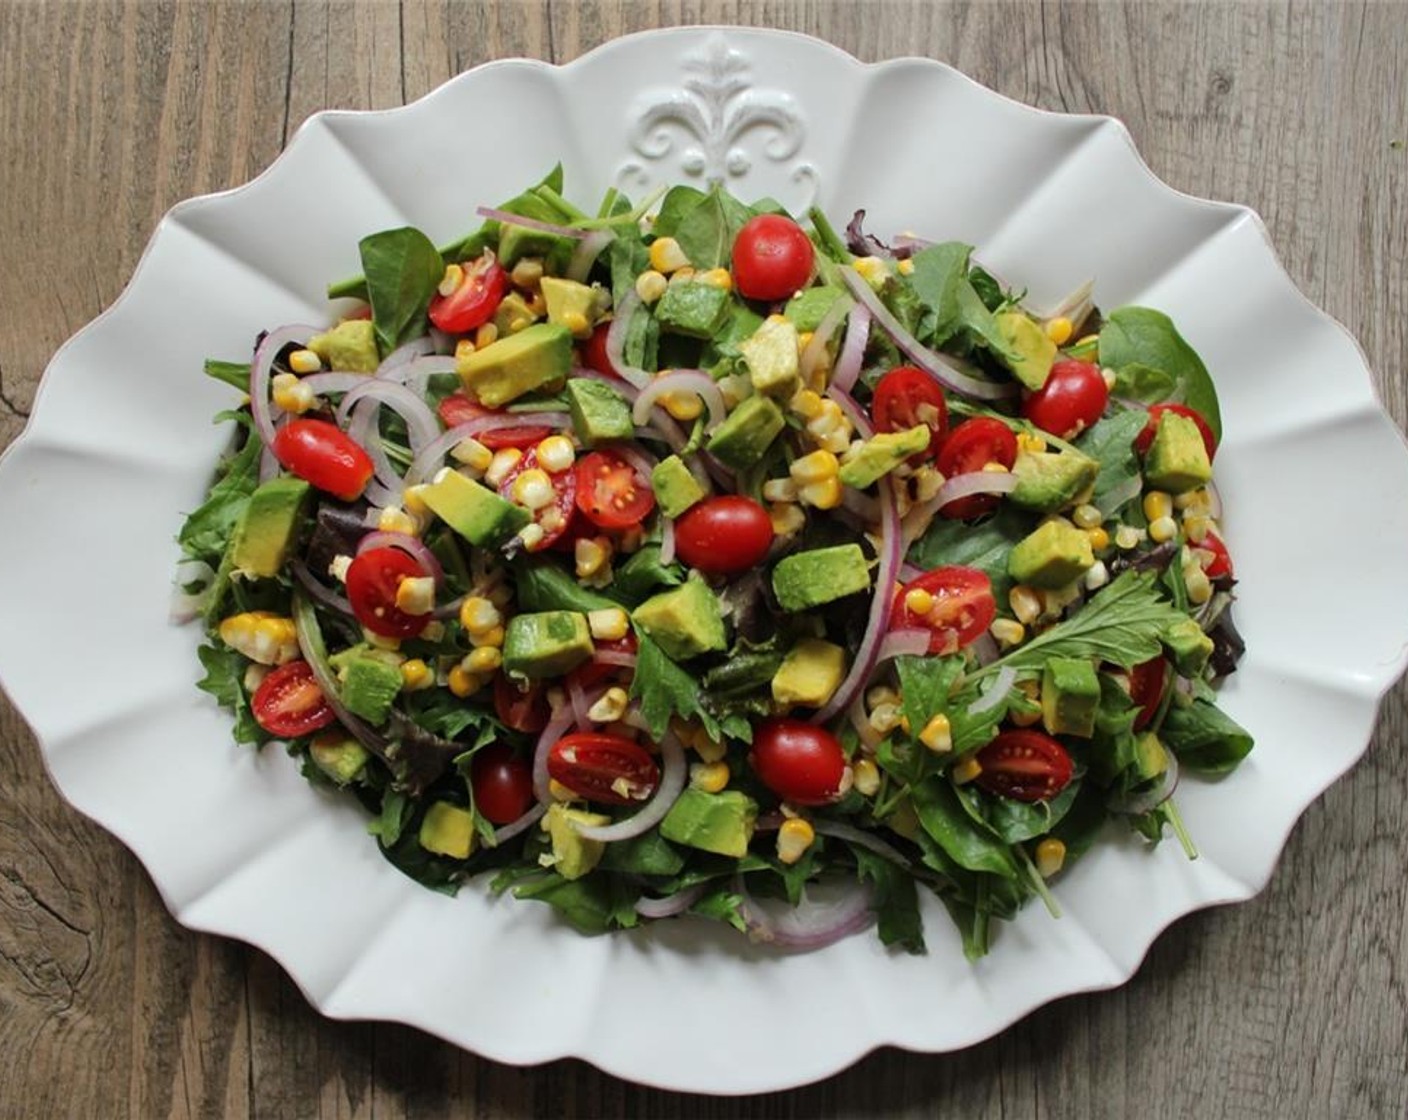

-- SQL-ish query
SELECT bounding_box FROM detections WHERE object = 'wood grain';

[1,2,1405,1116]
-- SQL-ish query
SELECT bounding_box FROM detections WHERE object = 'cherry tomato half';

[1128,657,1168,732]
[428,251,508,334]
[673,495,775,575]
[251,660,337,738]
[272,418,374,501]
[547,733,660,806]
[1022,359,1109,439]
[493,676,550,734]
[436,392,552,451]
[581,322,621,380]
[890,566,997,655]
[974,729,1074,803]
[574,450,655,531]
[470,744,535,825]
[872,366,949,463]
[345,546,431,638]
[935,417,1018,518]
[730,214,816,301]
[500,447,577,551]
[1200,529,1234,579]
[1134,403,1218,463]
[750,718,847,806]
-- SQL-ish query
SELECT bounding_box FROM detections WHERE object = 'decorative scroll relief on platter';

[617,32,819,210]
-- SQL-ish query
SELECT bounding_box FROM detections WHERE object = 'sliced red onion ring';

[258,444,280,484]
[632,369,728,431]
[379,354,459,395]
[532,703,576,805]
[840,269,1015,401]
[475,206,588,240]
[659,517,677,566]
[295,371,370,397]
[1107,747,1181,815]
[356,530,444,587]
[291,558,354,616]
[573,732,688,842]
[892,234,934,253]
[377,335,436,374]
[405,413,571,487]
[335,379,440,454]
[348,397,408,507]
[735,874,875,951]
[847,695,883,753]
[566,674,593,729]
[829,302,871,393]
[490,802,548,846]
[1096,472,1144,518]
[898,561,925,583]
[876,628,931,663]
[800,294,854,387]
[969,631,1000,668]
[168,558,217,624]
[812,819,913,868]
[573,367,640,403]
[840,486,880,524]
[250,324,317,448]
[567,228,615,283]
[591,649,639,670]
[902,470,1020,552]
[826,385,876,440]
[603,292,654,390]
[634,882,707,920]
[968,664,1018,716]
[610,441,660,486]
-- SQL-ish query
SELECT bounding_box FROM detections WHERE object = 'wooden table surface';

[2,2,1405,1116]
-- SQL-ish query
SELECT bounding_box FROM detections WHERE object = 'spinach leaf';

[598,831,686,877]
[673,186,754,270]
[907,504,1028,602]
[203,358,250,391]
[400,688,503,746]
[511,872,640,934]
[1160,698,1254,774]
[178,420,261,561]
[1098,307,1222,441]
[906,242,971,344]
[512,557,616,613]
[1075,409,1147,516]
[359,227,444,356]
[1111,362,1177,403]
[895,654,965,743]
[910,777,1020,879]
[195,642,266,745]
[690,885,749,932]
[651,184,708,238]
[954,778,1083,844]
[610,544,684,606]
[854,848,925,953]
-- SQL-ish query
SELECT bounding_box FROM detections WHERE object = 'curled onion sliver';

[603,291,654,389]
[876,628,931,663]
[969,631,1000,668]
[829,302,871,393]
[632,369,728,431]
[567,229,615,283]
[902,470,1020,552]
[250,324,317,448]
[591,649,638,670]
[335,378,440,454]
[735,874,875,950]
[490,802,548,846]
[475,206,588,240]
[291,558,354,616]
[377,335,436,374]
[847,695,883,753]
[573,732,688,843]
[967,664,1018,716]
[356,530,444,587]
[296,371,371,397]
[826,385,876,440]
[635,882,707,920]
[348,397,407,506]
[812,819,913,868]
[659,517,677,566]
[801,294,855,388]
[532,704,575,805]
[1096,472,1144,518]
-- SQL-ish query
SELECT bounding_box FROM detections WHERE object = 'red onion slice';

[377,335,436,374]
[800,294,854,387]
[898,561,925,583]
[811,819,913,868]
[295,371,371,397]
[840,486,881,524]
[591,649,639,670]
[291,558,354,616]
[829,302,871,393]
[405,413,571,487]
[334,379,440,454]
[250,324,317,448]
[632,369,728,431]
[967,664,1018,716]
[635,882,707,920]
[1096,472,1144,518]
[876,628,931,663]
[566,674,593,730]
[356,530,444,587]
[490,802,548,846]
[347,397,407,507]
[840,269,1016,400]
[969,631,1000,668]
[603,291,654,390]
[567,228,616,283]
[735,874,876,951]
[847,694,883,753]
[475,206,588,240]
[532,703,576,805]
[379,354,459,395]
[902,470,1020,552]
[573,732,688,842]
[826,385,876,440]
[659,517,677,566]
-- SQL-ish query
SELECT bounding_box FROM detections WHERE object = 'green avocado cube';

[1009,449,1099,513]
[994,310,1057,390]
[540,277,598,338]
[1144,412,1213,493]
[654,280,732,339]
[457,322,572,407]
[651,454,706,518]
[1007,519,1094,589]
[784,286,846,332]
[838,425,931,489]
[309,318,380,373]
[419,801,476,859]
[631,575,726,661]
[422,468,531,549]
[492,291,540,336]
[229,476,311,579]
[1040,657,1100,738]
[659,788,758,858]
[771,638,847,709]
[1134,731,1169,782]
[339,656,403,725]
[1163,618,1214,677]
[739,316,801,399]
[771,544,871,611]
[545,804,610,879]
[309,733,370,785]
[498,222,574,271]
[566,377,634,446]
[706,394,786,470]
[503,610,595,679]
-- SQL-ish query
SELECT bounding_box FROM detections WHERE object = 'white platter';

[2,26,1407,1095]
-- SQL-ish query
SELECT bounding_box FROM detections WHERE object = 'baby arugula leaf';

[1098,307,1222,441]
[629,633,750,744]
[359,227,444,356]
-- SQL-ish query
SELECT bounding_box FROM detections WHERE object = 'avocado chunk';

[543,803,610,880]
[994,310,1057,390]
[771,638,848,709]
[772,543,871,611]
[337,655,403,724]
[540,277,599,338]
[457,322,572,407]
[705,394,786,470]
[631,575,726,661]
[1134,731,1169,782]
[492,290,540,336]
[498,222,574,271]
[784,286,846,332]
[655,280,732,339]
[1040,657,1101,738]
[651,454,706,518]
[309,731,370,785]
[309,319,380,373]
[229,476,311,579]
[566,377,634,446]
[503,610,594,679]
[1009,449,1099,512]
[419,801,476,859]
[1144,412,1213,493]
[1008,519,1094,589]
[659,788,758,858]
[838,425,931,489]
[423,467,531,548]
[739,316,801,399]
[1163,617,1214,677]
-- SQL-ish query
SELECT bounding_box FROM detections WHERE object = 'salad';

[175,167,1252,957]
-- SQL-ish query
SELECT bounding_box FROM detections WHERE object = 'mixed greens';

[175,166,1251,957]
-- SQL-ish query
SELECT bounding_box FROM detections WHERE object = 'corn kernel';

[548,779,577,803]
[451,438,493,473]
[776,818,815,865]
[697,267,733,291]
[866,685,899,709]
[790,449,839,485]
[454,338,476,362]
[1084,560,1110,591]
[575,536,612,580]
[1185,568,1213,605]
[1010,585,1042,625]
[1017,431,1047,454]
[951,757,982,785]
[1143,491,1174,523]
[377,506,420,536]
[690,760,731,793]
[914,467,946,503]
[459,596,502,635]
[561,310,590,338]
[649,236,690,274]
[661,390,704,422]
[1174,488,1211,513]
[1183,514,1210,543]
[1035,837,1067,878]
[1072,503,1103,530]
[1148,515,1178,543]
[288,348,322,374]
[896,258,915,276]
[535,435,575,474]
[510,257,544,288]
[919,713,953,753]
[670,266,697,285]
[990,618,1026,648]
[438,262,465,297]
[587,607,630,642]
[464,647,503,675]
[271,372,316,414]
[400,659,433,691]
[905,588,936,616]
[1115,525,1145,550]
[218,611,299,666]
[484,448,523,488]
[799,477,843,510]
[1100,367,1118,390]
[243,663,270,692]
[634,269,668,304]
[517,523,546,550]
[852,758,881,797]
[790,389,825,420]
[475,322,499,349]
[868,702,902,735]
[472,624,506,649]
[853,256,889,287]
[1086,526,1110,552]
[509,468,554,511]
[769,501,806,537]
[761,478,798,503]
[328,554,353,583]
[1044,316,1074,346]
[394,575,436,616]
[447,666,482,697]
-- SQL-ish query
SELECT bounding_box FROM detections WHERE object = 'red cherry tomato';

[673,496,775,575]
[436,392,552,450]
[1128,657,1168,731]
[567,634,639,692]
[1022,359,1109,439]
[427,251,507,334]
[345,547,431,638]
[493,676,550,734]
[1134,404,1217,462]
[500,447,577,551]
[574,450,656,531]
[272,418,374,501]
[974,729,1074,803]
[889,566,997,655]
[730,214,816,301]
[935,417,1018,518]
[251,661,337,738]
[872,366,949,463]
[751,718,847,806]
[1200,529,1234,579]
[547,733,660,806]
[470,744,535,825]
[581,322,621,380]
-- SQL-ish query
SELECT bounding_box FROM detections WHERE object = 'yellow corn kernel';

[218,612,299,666]
[790,449,840,485]
[484,448,523,488]
[587,607,630,642]
[1035,837,1067,878]
[394,575,436,616]
[288,348,322,374]
[438,262,465,297]
[868,702,902,735]
[510,468,555,511]
[547,779,577,803]
[1017,431,1047,454]
[377,506,420,537]
[243,663,270,692]
[271,372,316,414]
[454,338,476,362]
[1183,514,1210,543]
[517,523,546,551]
[450,437,493,474]
[649,236,690,274]
[475,322,499,350]
[853,256,889,287]
[1072,503,1103,530]
[1084,560,1111,591]
[951,756,982,785]
[670,266,697,285]
[1185,568,1213,605]
[697,267,733,291]
[981,460,1010,474]
[531,435,574,475]
[866,685,899,709]
[634,269,668,304]
[400,659,434,691]
[799,477,843,510]
[1100,366,1118,390]
[463,646,503,675]
[796,331,815,359]
[471,624,506,650]
[1009,585,1042,626]
[1143,491,1174,523]
[588,686,630,724]
[904,588,935,616]
[575,536,612,580]
[561,310,590,338]
[447,666,483,698]
[790,389,825,420]
[1085,526,1110,552]
[328,554,353,583]
[913,467,946,503]
[689,760,731,793]
[1174,487,1211,513]
[990,618,1025,648]
[852,758,881,797]
[761,478,798,503]
[896,258,915,276]
[776,818,815,865]
[768,501,806,538]
[1115,524,1145,550]
[510,257,544,288]
[661,391,704,422]
[1075,333,1099,350]
[459,596,502,636]
[919,713,953,753]
[1044,316,1074,346]
[1148,515,1178,543]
